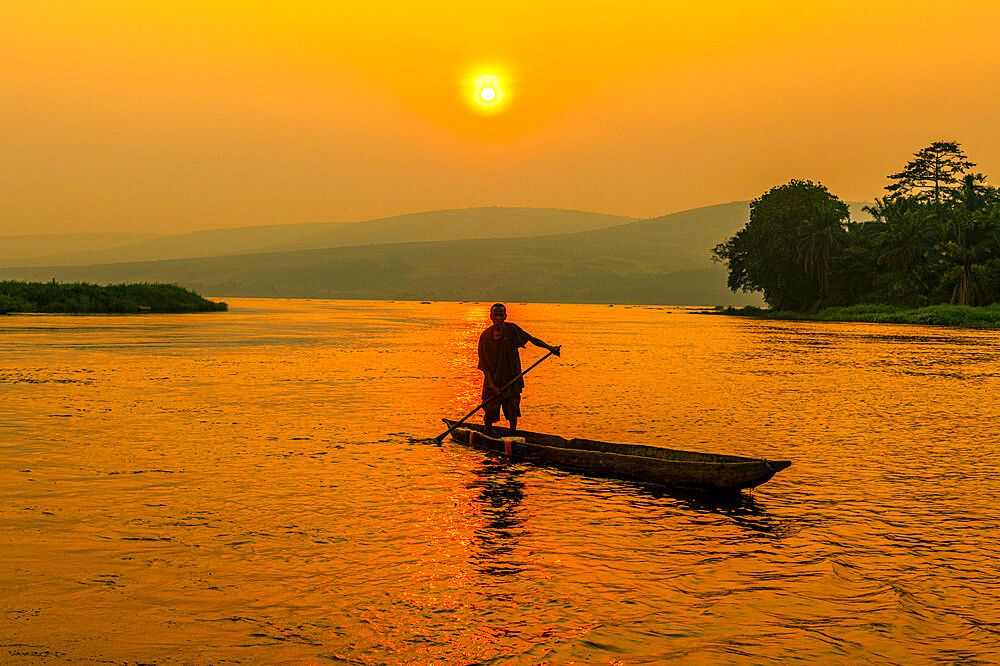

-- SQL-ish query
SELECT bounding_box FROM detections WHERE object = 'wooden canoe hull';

[444,420,791,492]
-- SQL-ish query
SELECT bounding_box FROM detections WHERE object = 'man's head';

[490,303,506,328]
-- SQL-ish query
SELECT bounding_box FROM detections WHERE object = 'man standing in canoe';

[479,303,560,437]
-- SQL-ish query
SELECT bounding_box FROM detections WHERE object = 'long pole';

[434,350,554,443]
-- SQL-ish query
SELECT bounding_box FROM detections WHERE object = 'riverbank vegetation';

[710,304,1000,329]
[0,281,227,314]
[712,141,999,325]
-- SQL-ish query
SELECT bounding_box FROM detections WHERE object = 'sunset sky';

[4,0,999,234]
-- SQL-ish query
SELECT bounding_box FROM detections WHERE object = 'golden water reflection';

[1,299,998,663]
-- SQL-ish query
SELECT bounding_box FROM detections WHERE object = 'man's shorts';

[484,391,521,423]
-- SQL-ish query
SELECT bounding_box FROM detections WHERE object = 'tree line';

[713,141,1000,311]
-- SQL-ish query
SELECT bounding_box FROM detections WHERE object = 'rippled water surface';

[2,299,999,664]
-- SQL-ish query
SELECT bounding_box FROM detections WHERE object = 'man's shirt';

[478,322,531,396]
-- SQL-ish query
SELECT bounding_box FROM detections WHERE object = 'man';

[478,303,560,437]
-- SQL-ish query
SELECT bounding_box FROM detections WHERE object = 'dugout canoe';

[442,420,791,492]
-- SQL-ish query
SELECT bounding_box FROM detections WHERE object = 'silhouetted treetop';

[886,141,975,206]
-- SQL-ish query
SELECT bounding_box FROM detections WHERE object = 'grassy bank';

[709,304,1000,329]
[0,281,227,314]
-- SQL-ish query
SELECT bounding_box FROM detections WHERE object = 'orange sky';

[3,0,999,234]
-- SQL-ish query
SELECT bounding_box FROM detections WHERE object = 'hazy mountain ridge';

[0,202,752,304]
[3,208,636,267]
[0,238,744,305]
[0,232,163,263]
[0,201,872,305]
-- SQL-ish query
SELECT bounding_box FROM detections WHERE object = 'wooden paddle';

[434,349,557,444]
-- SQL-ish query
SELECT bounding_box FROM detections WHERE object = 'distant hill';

[0,202,754,304]
[0,232,162,264]
[0,201,872,305]
[3,208,635,267]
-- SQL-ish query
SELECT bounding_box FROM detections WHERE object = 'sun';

[472,73,505,112]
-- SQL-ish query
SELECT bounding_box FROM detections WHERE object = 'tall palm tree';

[938,207,999,305]
[865,197,935,302]
[795,198,848,305]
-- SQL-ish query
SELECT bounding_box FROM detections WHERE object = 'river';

[1,299,998,663]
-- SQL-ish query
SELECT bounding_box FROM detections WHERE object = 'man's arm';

[482,369,500,394]
[528,336,561,356]
[516,324,560,356]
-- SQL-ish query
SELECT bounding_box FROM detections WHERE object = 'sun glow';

[470,73,505,113]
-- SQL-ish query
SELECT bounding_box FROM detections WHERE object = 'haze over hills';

[0,233,162,264]
[0,202,872,305]
[0,202,746,304]
[2,208,635,267]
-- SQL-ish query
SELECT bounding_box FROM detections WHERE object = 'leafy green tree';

[713,180,849,311]
[885,141,975,206]
[715,140,999,311]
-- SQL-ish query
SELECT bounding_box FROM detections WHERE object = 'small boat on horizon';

[442,420,791,493]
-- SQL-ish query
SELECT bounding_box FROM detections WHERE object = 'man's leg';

[503,393,521,437]
[484,398,500,438]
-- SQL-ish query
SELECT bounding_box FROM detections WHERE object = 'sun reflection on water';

[1,299,998,663]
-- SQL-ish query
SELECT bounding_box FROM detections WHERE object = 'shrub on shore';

[0,281,227,314]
